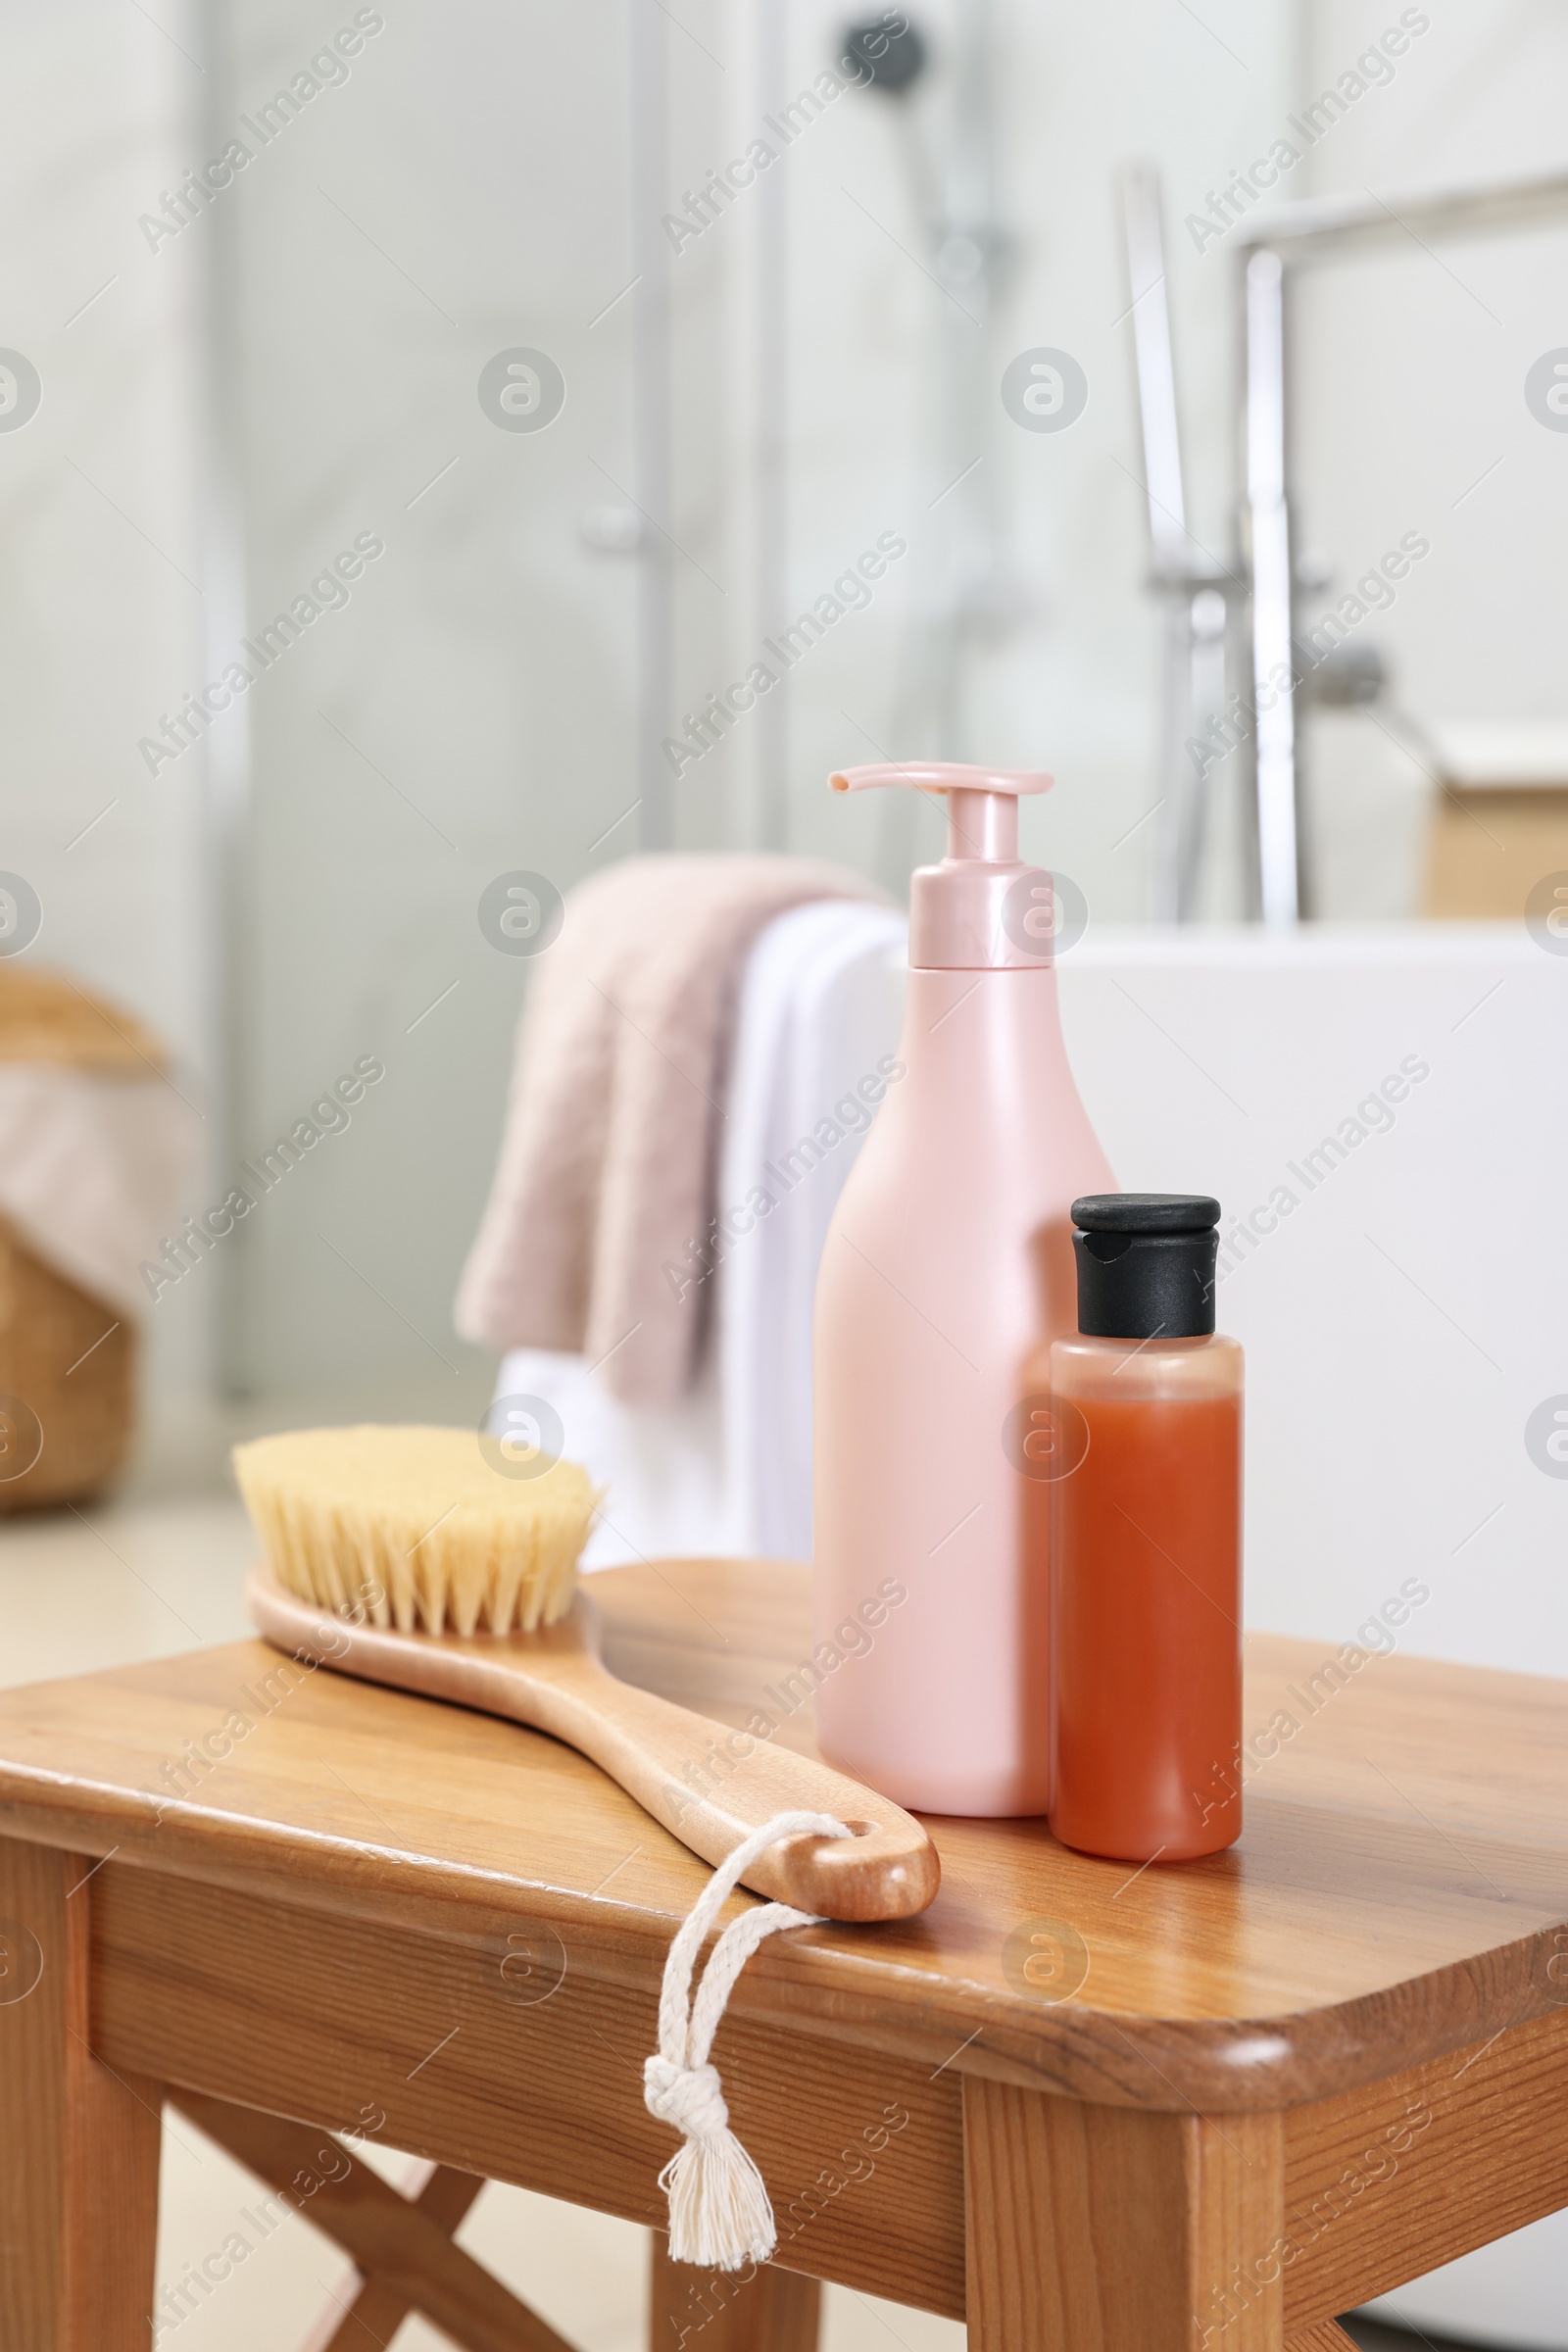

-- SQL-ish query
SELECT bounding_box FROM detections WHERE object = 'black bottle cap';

[1070,1194,1221,1340]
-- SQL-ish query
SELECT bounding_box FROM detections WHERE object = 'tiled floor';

[0,1403,964,2352]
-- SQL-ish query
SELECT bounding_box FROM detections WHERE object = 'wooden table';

[1,1556,1566,2352]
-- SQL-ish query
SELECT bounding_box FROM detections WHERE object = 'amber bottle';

[1048,1195,1243,1863]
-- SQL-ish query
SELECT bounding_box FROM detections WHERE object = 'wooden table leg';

[298,2160,486,2351]
[649,2230,821,2350]
[0,1839,163,2352]
[172,2089,573,2352]
[963,2079,1285,2352]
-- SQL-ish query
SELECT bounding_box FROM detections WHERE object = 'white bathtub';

[1061,924,1567,1685]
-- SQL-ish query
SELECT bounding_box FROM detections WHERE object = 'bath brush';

[236,1426,938,1922]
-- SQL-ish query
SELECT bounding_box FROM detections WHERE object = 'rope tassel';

[644,1809,852,2270]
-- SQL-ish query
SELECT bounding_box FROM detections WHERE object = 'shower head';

[844,12,927,95]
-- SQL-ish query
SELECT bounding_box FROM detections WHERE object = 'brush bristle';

[232,1425,600,1636]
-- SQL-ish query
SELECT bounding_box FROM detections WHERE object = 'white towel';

[716,901,908,1559]
[488,901,909,1565]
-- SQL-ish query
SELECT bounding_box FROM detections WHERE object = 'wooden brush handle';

[248,1566,939,1922]
[520,1650,939,1922]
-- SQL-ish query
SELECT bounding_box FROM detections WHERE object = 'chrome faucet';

[1125,166,1568,924]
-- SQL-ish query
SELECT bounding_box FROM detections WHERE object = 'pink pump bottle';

[812,761,1114,1816]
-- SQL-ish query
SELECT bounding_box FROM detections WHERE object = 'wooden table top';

[0,1556,1564,2113]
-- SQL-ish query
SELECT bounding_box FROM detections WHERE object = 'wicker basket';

[0,967,167,1513]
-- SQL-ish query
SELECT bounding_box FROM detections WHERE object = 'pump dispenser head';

[829,761,1055,969]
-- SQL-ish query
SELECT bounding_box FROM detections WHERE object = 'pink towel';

[456,855,879,1407]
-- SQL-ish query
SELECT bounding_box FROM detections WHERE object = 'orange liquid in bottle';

[1049,1336,1243,1861]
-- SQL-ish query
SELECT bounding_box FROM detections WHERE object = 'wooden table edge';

[3,1771,1563,2116]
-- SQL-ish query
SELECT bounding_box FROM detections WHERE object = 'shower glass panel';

[209,0,640,1404]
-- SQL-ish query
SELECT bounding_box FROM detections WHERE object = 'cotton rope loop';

[644,1808,853,2270]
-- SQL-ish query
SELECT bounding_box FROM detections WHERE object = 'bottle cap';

[1071,1194,1221,1340]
